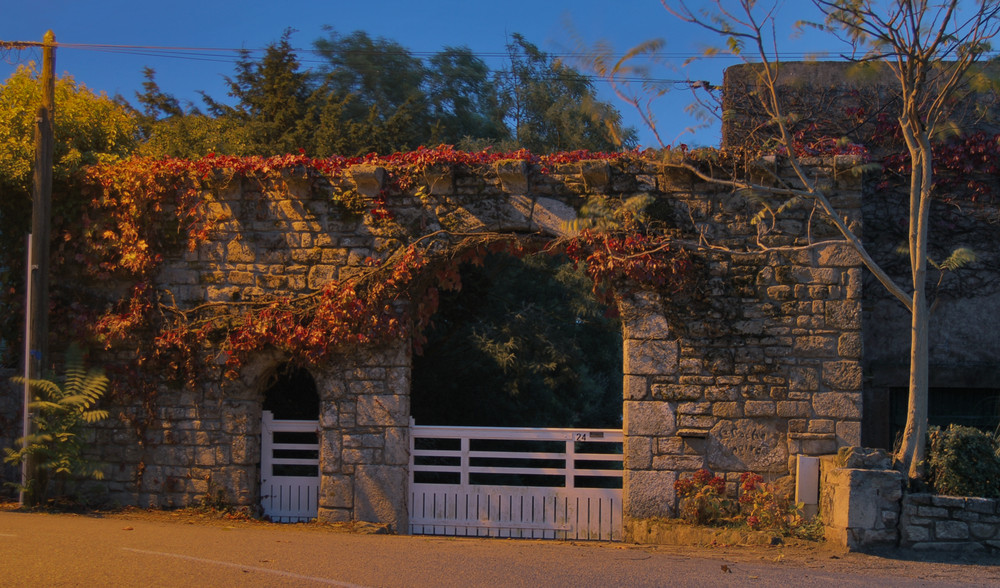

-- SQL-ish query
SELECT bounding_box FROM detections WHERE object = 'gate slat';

[409,420,623,541]
[261,411,320,523]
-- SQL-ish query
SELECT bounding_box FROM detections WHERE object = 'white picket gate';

[408,419,623,541]
[260,410,320,522]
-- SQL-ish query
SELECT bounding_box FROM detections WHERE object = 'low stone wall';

[900,494,1000,552]
[820,447,1000,553]
[819,449,903,550]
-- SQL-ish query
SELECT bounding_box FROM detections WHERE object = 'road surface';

[1,511,997,587]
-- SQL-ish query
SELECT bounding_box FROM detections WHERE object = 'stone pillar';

[620,291,682,534]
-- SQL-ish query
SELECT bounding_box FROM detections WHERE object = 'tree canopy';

[136,29,636,158]
[0,65,138,363]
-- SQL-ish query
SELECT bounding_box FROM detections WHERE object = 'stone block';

[357,395,408,427]
[935,520,970,540]
[815,244,861,267]
[317,507,352,523]
[793,336,837,358]
[226,239,255,263]
[383,427,409,466]
[837,332,861,359]
[621,293,669,339]
[320,431,342,474]
[822,361,862,390]
[652,383,702,401]
[657,436,684,455]
[712,402,742,418]
[624,401,677,436]
[966,497,997,514]
[342,448,379,465]
[320,474,353,509]
[970,523,997,539]
[777,401,811,418]
[677,402,711,415]
[825,300,860,329]
[677,414,716,429]
[625,375,649,400]
[813,392,861,419]
[836,421,861,445]
[625,437,653,470]
[917,506,949,518]
[792,267,839,285]
[651,455,705,471]
[932,495,969,508]
[624,470,676,519]
[708,419,788,473]
[354,465,408,531]
[624,339,679,375]
[789,367,819,392]
[705,386,739,401]
[745,401,776,416]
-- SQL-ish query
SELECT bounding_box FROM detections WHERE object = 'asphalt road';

[1,511,997,587]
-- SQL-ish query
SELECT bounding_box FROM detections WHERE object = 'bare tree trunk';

[896,121,934,478]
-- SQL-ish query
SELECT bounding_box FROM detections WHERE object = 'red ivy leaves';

[564,229,693,305]
[881,131,1000,203]
[74,147,697,396]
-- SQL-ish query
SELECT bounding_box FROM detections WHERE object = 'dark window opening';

[263,364,320,420]
[890,387,1000,442]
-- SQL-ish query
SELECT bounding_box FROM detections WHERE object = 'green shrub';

[3,348,109,505]
[927,425,1000,498]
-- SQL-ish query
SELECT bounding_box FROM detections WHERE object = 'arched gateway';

[79,155,864,540]
[259,364,320,522]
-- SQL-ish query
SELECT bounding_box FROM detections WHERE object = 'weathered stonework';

[3,156,867,533]
[820,448,1000,553]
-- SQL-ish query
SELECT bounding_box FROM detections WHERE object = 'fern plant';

[4,349,109,505]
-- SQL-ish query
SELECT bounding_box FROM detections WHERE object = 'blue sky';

[2,0,842,148]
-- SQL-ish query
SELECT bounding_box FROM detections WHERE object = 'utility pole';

[22,30,55,507]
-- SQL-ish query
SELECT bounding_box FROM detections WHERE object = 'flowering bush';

[674,469,734,525]
[737,472,820,538]
[674,469,820,539]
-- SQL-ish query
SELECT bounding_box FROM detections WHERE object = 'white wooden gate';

[408,419,623,541]
[260,410,320,522]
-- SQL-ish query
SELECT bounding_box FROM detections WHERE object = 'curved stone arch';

[75,156,865,537]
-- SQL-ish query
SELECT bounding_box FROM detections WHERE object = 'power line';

[38,41,715,88]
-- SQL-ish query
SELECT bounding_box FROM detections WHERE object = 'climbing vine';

[55,146,690,409]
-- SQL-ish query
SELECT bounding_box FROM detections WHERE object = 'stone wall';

[900,494,1000,552]
[619,157,865,530]
[861,176,1000,448]
[12,155,865,531]
[819,449,903,550]
[820,449,1000,553]
[721,62,1000,449]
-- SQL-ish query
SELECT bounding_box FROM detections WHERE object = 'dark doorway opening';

[263,363,320,420]
[411,253,623,428]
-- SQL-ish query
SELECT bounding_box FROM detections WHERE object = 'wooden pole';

[23,30,55,506]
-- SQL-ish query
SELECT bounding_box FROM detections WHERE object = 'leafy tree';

[653,0,1000,479]
[498,33,636,153]
[411,253,622,428]
[134,67,239,158]
[426,47,507,145]
[0,65,138,365]
[201,29,312,155]
[312,29,431,153]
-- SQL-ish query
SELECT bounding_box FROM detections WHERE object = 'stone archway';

[260,363,321,522]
